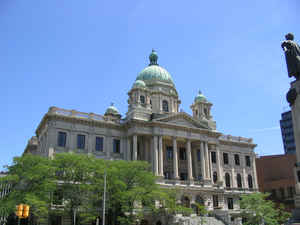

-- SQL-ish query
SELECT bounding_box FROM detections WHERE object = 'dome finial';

[111,102,114,106]
[149,49,158,66]
[198,90,202,94]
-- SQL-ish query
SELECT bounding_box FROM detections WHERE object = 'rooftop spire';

[149,49,158,66]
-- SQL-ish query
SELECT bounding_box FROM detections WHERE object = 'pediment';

[153,112,209,129]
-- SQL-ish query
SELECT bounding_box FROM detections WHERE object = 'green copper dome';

[133,80,146,88]
[136,50,174,86]
[195,91,207,103]
[105,103,119,115]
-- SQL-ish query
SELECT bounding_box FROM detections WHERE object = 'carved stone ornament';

[286,88,298,106]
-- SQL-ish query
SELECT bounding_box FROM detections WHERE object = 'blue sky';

[0,0,299,170]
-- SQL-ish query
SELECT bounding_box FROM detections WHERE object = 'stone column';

[242,167,247,188]
[153,136,159,176]
[127,137,131,160]
[208,149,213,182]
[192,148,198,180]
[216,147,223,183]
[133,135,137,160]
[252,155,258,189]
[204,142,210,179]
[158,136,164,177]
[173,137,179,179]
[231,167,236,188]
[186,139,193,180]
[200,142,206,179]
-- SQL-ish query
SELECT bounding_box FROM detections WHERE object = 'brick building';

[256,154,296,211]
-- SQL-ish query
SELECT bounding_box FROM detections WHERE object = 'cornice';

[36,113,124,136]
[219,139,257,148]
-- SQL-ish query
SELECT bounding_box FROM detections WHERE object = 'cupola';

[105,103,121,121]
[191,91,216,129]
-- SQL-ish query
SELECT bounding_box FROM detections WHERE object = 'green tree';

[239,192,291,225]
[0,154,56,224]
[51,153,98,225]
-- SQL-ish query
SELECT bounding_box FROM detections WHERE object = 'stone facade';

[25,50,257,225]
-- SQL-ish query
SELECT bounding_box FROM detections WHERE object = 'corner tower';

[126,50,181,121]
[190,91,216,130]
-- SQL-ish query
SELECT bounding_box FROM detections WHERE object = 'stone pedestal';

[289,80,300,223]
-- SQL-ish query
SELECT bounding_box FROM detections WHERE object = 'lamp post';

[102,170,107,225]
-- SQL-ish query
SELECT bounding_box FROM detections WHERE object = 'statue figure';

[282,33,300,80]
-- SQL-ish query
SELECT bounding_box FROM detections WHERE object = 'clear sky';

[0,0,299,170]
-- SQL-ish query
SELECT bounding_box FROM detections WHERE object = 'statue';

[282,33,300,80]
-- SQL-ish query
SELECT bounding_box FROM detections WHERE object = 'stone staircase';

[173,215,226,225]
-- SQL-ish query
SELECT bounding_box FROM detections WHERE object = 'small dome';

[105,103,120,115]
[133,80,146,88]
[136,50,174,86]
[195,91,207,103]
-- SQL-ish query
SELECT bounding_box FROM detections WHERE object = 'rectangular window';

[227,198,233,209]
[166,146,173,160]
[223,153,229,165]
[246,156,251,167]
[234,154,240,166]
[57,132,67,147]
[180,172,187,181]
[211,151,216,163]
[197,149,201,161]
[213,195,219,208]
[95,137,104,151]
[179,148,187,160]
[113,139,120,153]
[77,134,85,149]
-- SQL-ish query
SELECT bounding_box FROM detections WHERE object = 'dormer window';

[140,95,145,104]
[162,100,169,112]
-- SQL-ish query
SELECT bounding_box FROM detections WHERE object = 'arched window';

[248,175,253,189]
[237,173,242,188]
[213,172,218,183]
[182,196,190,208]
[162,100,169,112]
[140,95,145,104]
[225,173,231,188]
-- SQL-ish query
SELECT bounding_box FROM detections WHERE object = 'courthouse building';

[25,50,258,224]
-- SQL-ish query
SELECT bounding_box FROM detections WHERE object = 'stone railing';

[219,135,253,144]
[48,107,105,121]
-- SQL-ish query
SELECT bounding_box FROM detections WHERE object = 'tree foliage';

[0,153,190,225]
[239,192,291,225]
[0,154,56,223]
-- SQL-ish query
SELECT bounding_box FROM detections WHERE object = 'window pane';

[197,150,201,161]
[246,156,251,167]
[235,154,240,165]
[211,152,216,163]
[223,153,229,164]
[179,148,186,160]
[77,135,85,149]
[113,139,120,153]
[95,137,103,151]
[162,100,169,112]
[57,132,67,147]
[166,146,173,160]
[140,95,145,104]
[228,198,233,209]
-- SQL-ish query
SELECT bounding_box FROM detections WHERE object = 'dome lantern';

[149,49,158,66]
